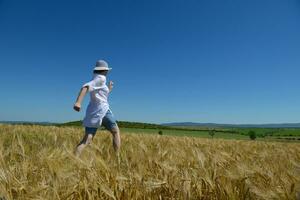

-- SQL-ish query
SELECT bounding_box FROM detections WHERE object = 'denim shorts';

[85,109,118,135]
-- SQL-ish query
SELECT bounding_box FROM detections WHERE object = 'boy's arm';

[73,86,88,112]
[108,81,114,93]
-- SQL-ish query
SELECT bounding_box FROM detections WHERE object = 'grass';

[0,124,300,199]
[235,128,300,137]
[121,128,250,140]
[122,128,300,142]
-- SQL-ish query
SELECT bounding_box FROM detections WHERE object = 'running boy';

[73,60,121,157]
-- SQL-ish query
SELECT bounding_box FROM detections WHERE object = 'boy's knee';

[110,126,119,135]
[86,134,94,144]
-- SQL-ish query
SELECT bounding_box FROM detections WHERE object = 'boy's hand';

[73,102,81,112]
[109,81,114,92]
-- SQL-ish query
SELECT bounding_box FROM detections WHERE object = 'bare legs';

[110,126,121,154]
[75,126,121,157]
[110,126,121,165]
[75,133,94,157]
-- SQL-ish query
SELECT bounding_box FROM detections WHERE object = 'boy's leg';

[102,110,121,153]
[110,125,121,153]
[75,127,97,157]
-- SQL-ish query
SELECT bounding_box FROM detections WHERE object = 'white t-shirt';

[82,74,110,128]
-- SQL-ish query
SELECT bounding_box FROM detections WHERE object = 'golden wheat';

[0,124,299,199]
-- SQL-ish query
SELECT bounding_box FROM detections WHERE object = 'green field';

[123,127,300,141]
[233,128,300,136]
[121,127,250,139]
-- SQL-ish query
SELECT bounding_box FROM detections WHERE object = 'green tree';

[249,131,256,140]
[209,130,215,138]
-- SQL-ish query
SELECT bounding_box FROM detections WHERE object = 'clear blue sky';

[1,0,300,124]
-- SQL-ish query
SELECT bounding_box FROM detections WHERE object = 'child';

[73,60,121,157]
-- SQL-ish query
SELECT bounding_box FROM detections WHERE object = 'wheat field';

[0,124,299,200]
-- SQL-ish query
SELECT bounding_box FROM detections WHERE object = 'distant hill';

[2,120,300,129]
[162,122,300,128]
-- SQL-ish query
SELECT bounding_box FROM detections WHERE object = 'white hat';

[93,60,112,71]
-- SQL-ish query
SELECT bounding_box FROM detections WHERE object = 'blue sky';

[1,0,300,124]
